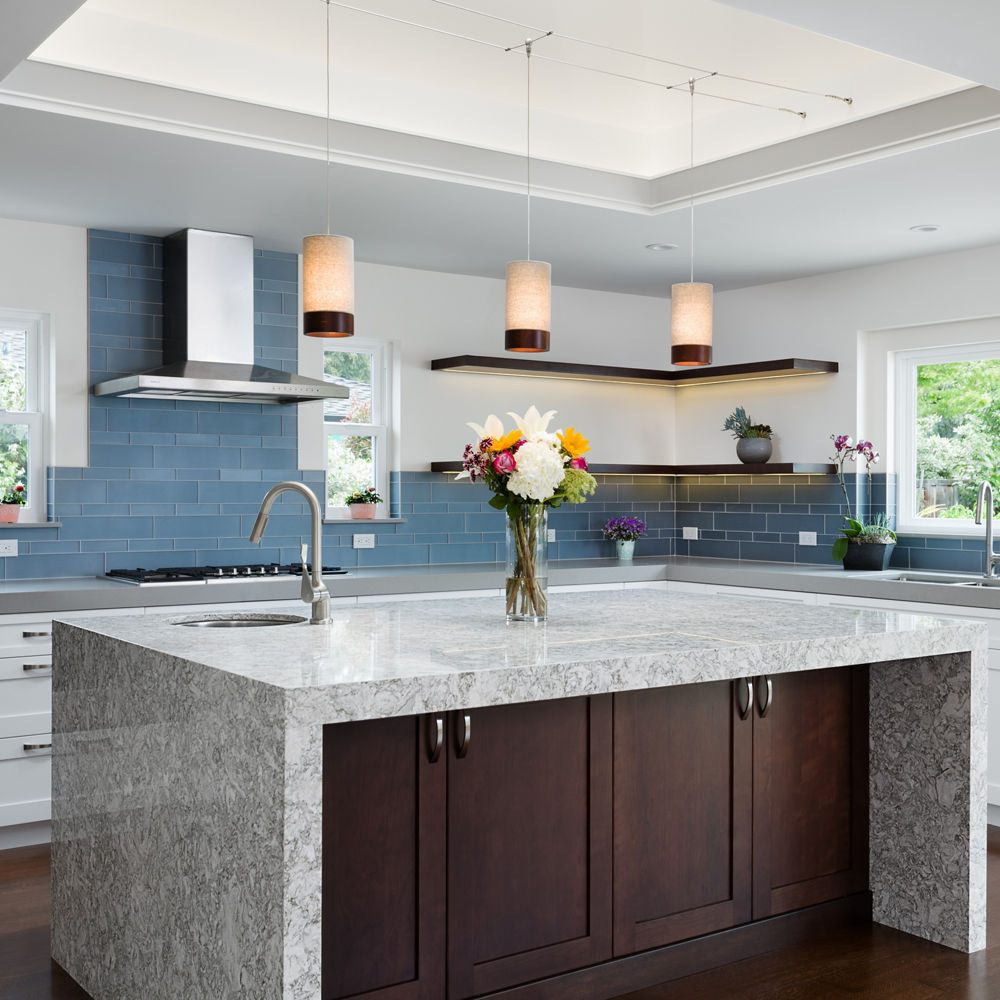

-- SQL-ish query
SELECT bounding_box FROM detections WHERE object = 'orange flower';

[489,429,523,452]
[557,427,590,458]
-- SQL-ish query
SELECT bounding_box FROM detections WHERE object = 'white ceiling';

[1,0,999,296]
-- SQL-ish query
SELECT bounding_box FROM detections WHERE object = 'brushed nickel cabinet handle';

[22,662,51,672]
[428,716,444,763]
[756,676,773,718]
[22,631,51,639]
[736,677,752,720]
[456,712,471,759]
[23,742,52,752]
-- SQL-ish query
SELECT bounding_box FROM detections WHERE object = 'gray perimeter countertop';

[5,556,1000,616]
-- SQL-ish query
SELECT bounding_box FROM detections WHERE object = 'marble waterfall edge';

[49,589,989,1000]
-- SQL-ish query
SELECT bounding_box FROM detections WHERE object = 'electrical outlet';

[0,539,16,557]
[353,534,375,549]
[798,531,817,546]
[682,526,699,541]
[547,529,556,542]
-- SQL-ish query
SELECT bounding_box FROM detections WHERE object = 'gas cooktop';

[105,563,348,586]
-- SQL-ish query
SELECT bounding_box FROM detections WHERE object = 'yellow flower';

[489,429,523,452]
[557,427,590,457]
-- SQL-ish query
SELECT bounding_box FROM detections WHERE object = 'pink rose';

[493,451,516,474]
[569,457,588,470]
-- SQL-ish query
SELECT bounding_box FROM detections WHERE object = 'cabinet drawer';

[0,674,52,721]
[0,712,50,740]
[0,655,51,682]
[0,735,51,827]
[0,614,54,659]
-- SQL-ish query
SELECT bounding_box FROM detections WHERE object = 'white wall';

[0,217,88,467]
[302,261,676,470]
[675,243,1000,466]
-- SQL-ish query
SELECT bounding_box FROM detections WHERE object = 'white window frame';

[894,339,1000,536]
[0,311,47,524]
[323,339,390,519]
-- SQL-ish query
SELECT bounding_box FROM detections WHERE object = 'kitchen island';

[50,589,987,1000]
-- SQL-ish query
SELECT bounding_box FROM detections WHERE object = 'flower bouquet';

[461,406,596,620]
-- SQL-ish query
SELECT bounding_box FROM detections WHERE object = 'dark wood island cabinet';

[321,666,869,1000]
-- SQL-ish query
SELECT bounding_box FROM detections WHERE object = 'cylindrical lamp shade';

[505,260,551,352]
[670,281,713,365]
[303,234,355,337]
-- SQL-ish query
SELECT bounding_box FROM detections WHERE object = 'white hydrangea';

[507,440,565,501]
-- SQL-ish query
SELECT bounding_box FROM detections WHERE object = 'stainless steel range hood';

[92,229,349,405]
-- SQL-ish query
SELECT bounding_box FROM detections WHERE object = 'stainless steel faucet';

[249,481,330,624]
[975,481,1000,578]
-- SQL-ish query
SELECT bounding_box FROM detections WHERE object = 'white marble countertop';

[60,590,987,724]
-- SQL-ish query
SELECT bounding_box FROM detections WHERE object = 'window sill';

[323,517,407,524]
[0,521,61,528]
[895,521,985,539]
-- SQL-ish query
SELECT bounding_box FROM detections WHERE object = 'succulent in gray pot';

[722,406,773,464]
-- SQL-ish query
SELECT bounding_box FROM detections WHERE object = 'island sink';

[175,612,307,628]
[49,590,988,1000]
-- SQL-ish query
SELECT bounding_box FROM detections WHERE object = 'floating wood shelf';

[430,462,836,476]
[430,356,838,387]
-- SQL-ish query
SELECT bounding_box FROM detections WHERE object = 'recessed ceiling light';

[909,224,941,233]
[646,243,678,251]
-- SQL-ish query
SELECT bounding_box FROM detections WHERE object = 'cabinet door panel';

[322,714,446,1000]
[613,681,753,955]
[753,665,869,919]
[447,696,612,1000]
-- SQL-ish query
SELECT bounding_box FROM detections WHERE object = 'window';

[895,341,1000,533]
[323,341,389,515]
[0,312,45,523]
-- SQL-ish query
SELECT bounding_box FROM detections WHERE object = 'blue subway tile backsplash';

[0,230,981,580]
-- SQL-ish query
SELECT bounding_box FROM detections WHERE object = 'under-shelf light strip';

[328,1,847,117]
[452,369,825,386]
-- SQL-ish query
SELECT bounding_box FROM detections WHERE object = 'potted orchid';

[829,434,896,570]
[461,406,596,621]
[0,483,26,524]
[602,516,647,561]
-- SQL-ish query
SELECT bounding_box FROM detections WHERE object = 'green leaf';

[488,495,507,510]
[845,518,863,533]
[832,537,849,561]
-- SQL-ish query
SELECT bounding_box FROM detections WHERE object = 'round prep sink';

[175,613,306,628]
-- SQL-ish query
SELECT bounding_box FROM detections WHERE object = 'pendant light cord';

[688,77,695,284]
[325,0,332,236]
[525,40,532,263]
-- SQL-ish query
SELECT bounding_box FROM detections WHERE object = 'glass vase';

[505,504,548,622]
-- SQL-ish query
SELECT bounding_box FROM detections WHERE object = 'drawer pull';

[736,677,752,720]
[22,663,51,672]
[22,742,52,752]
[22,631,51,639]
[756,675,773,718]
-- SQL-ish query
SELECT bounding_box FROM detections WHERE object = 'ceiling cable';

[328,1,507,51]
[423,0,851,104]
[325,0,331,235]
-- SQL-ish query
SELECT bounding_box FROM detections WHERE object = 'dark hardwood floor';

[3,830,1000,1000]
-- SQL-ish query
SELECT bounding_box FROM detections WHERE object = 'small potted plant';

[602,516,647,561]
[0,483,26,523]
[722,406,773,464]
[344,486,382,519]
[830,435,897,570]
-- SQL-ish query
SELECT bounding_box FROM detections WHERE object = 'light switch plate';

[353,534,375,549]
[682,526,699,540]
[0,539,17,557]
[798,531,817,546]
[547,529,556,542]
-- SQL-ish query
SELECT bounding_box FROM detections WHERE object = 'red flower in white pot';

[345,486,382,519]
[0,483,25,523]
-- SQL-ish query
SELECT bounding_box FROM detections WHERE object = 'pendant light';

[303,0,355,338]
[670,79,713,366]
[505,39,551,353]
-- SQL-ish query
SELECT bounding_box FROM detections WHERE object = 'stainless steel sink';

[889,572,996,586]
[175,613,307,628]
